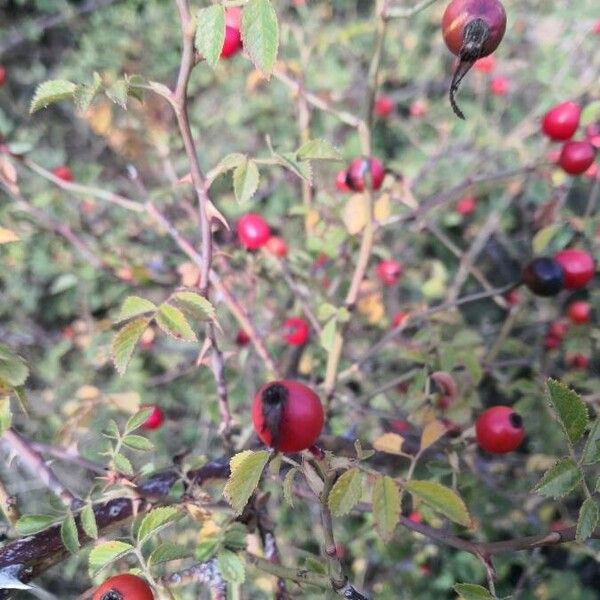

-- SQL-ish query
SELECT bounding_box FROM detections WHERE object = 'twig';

[160,559,227,600]
[25,439,108,476]
[384,0,441,20]
[209,326,234,444]
[0,476,19,527]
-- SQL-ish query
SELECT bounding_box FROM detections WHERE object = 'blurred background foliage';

[1,0,600,598]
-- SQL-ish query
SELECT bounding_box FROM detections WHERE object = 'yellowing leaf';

[85,100,113,135]
[342,194,368,234]
[420,420,447,451]
[405,480,471,526]
[224,450,269,515]
[356,282,385,324]
[328,468,363,517]
[373,433,404,455]
[372,475,400,540]
[374,193,391,222]
[0,228,19,244]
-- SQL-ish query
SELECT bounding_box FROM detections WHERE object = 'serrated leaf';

[576,497,600,542]
[116,296,157,323]
[138,506,180,545]
[283,467,297,507]
[196,537,219,562]
[122,434,154,452]
[224,450,269,515]
[297,139,342,162]
[74,72,103,113]
[89,541,134,576]
[126,407,154,434]
[30,80,77,113]
[372,475,400,540]
[420,420,447,451]
[113,453,133,475]
[0,345,29,387]
[81,504,98,540]
[582,419,600,465]
[453,583,493,600]
[15,514,56,535]
[223,523,248,551]
[535,458,582,498]
[547,379,588,444]
[241,0,279,76]
[218,549,246,584]
[61,514,79,554]
[0,397,12,435]
[106,79,129,110]
[319,318,337,352]
[268,452,282,477]
[156,304,197,342]
[112,318,150,375]
[373,433,404,455]
[233,159,260,203]
[149,542,189,566]
[174,291,217,324]
[405,480,470,526]
[208,152,247,185]
[196,5,226,68]
[274,151,312,182]
[328,468,363,517]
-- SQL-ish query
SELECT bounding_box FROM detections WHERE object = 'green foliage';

[224,450,270,515]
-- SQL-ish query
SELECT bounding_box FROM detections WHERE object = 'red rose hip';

[346,158,385,192]
[567,301,591,324]
[542,102,581,141]
[490,76,508,96]
[374,95,394,118]
[0,67,6,87]
[282,317,309,346]
[141,405,164,430]
[265,235,288,258]
[252,380,324,452]
[335,169,351,192]
[377,259,403,286]
[554,249,595,290]
[93,574,154,600]
[237,213,271,250]
[456,195,476,215]
[558,141,595,175]
[221,8,243,59]
[475,405,524,454]
[52,165,73,182]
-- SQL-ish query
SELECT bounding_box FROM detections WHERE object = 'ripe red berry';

[567,301,591,324]
[374,95,394,118]
[504,289,521,306]
[568,353,590,370]
[408,511,423,524]
[585,123,600,149]
[442,0,507,119]
[548,319,569,339]
[390,419,410,433]
[252,380,324,452]
[221,8,243,59]
[490,75,509,96]
[282,317,310,346]
[52,165,73,182]
[335,169,351,192]
[544,334,561,350]
[554,249,595,290]
[392,312,409,328]
[475,406,525,454]
[558,141,596,175]
[474,54,496,73]
[377,259,403,286]
[594,20,600,34]
[346,158,385,192]
[265,235,288,258]
[456,195,476,216]
[409,100,428,118]
[237,213,271,250]
[0,67,6,87]
[522,257,564,296]
[542,101,581,141]
[141,405,164,431]
[236,329,251,346]
[93,574,154,600]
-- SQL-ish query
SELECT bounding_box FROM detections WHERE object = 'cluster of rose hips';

[542,101,597,177]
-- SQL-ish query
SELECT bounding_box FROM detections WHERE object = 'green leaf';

[224,450,269,515]
[112,318,150,375]
[81,504,98,540]
[328,468,363,517]
[275,151,312,183]
[372,475,400,540]
[122,434,154,452]
[546,379,588,445]
[195,5,226,69]
[241,0,279,76]
[535,458,582,498]
[217,549,246,584]
[0,344,29,387]
[319,318,337,352]
[116,296,157,323]
[233,159,260,203]
[174,291,218,324]
[576,497,600,542]
[532,225,559,254]
[73,73,103,113]
[156,304,197,342]
[88,540,134,576]
[30,80,77,113]
[106,79,129,110]
[582,419,600,465]
[15,514,56,535]
[149,542,189,566]
[113,453,133,475]
[405,480,471,527]
[297,139,342,162]
[581,100,600,126]
[223,523,248,551]
[61,514,80,554]
[462,352,482,385]
[125,407,154,434]
[453,583,494,600]
[283,467,297,507]
[196,537,219,562]
[208,153,247,184]
[137,506,180,545]
[0,397,12,435]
